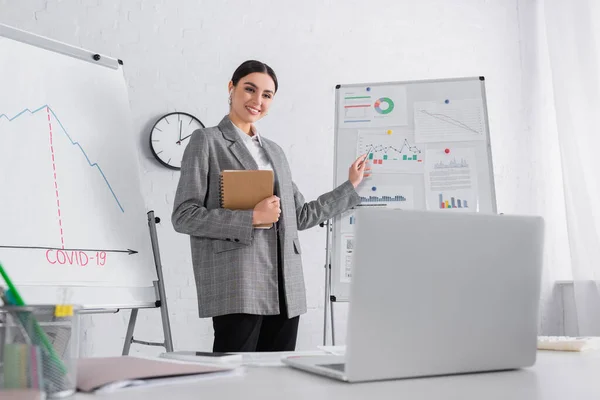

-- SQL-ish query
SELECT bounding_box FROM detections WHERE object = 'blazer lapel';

[218,116,259,170]
[261,140,284,195]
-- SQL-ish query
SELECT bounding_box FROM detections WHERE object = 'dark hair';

[231,60,278,93]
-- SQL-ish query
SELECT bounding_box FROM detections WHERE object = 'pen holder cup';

[0,305,81,398]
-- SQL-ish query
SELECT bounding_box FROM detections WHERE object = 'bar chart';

[357,185,414,209]
[439,193,469,209]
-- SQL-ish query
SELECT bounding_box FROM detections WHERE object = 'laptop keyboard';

[319,363,345,372]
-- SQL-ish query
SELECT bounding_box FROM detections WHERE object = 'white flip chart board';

[0,24,157,308]
[331,77,497,301]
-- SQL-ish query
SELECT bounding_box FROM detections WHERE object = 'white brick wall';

[2,0,562,356]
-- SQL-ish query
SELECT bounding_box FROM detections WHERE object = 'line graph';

[357,131,424,173]
[417,110,479,134]
[0,101,144,274]
[0,105,124,212]
[414,99,485,143]
[365,139,423,163]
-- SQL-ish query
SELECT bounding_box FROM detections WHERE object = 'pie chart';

[374,97,394,115]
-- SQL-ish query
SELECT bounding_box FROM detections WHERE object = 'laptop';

[283,208,544,382]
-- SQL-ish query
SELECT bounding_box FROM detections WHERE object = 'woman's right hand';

[253,195,281,225]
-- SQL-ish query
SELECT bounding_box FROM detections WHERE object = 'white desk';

[74,351,600,399]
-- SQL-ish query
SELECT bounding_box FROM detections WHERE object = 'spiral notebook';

[220,170,274,229]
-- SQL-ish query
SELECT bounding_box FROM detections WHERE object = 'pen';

[0,261,25,305]
[359,146,373,169]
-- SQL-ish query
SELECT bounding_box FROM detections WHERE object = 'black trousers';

[212,236,299,352]
[212,313,299,352]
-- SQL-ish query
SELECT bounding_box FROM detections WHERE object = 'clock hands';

[178,120,182,143]
[176,132,193,145]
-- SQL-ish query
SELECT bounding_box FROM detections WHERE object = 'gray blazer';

[172,116,360,318]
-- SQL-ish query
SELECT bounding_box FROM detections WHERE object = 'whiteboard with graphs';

[330,77,497,301]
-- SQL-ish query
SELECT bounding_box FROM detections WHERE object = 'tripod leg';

[122,308,138,355]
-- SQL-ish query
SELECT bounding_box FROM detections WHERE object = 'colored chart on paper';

[357,185,415,209]
[340,86,408,127]
[425,148,478,212]
[439,193,469,209]
[374,97,394,115]
[357,130,424,173]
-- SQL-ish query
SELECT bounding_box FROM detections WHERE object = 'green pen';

[0,261,25,305]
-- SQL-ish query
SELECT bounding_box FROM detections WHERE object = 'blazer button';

[225,238,231,241]
[234,239,239,242]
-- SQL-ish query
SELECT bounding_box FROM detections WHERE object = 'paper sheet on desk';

[77,356,240,393]
[317,345,347,356]
[94,368,244,393]
[240,351,329,367]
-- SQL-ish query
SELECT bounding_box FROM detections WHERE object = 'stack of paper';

[77,356,241,393]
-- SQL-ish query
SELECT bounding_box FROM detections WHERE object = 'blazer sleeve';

[293,179,361,231]
[171,131,254,244]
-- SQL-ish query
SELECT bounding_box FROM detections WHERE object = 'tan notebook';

[220,170,274,229]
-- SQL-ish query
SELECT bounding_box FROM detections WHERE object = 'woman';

[172,60,369,352]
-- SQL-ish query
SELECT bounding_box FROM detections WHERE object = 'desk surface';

[74,351,600,399]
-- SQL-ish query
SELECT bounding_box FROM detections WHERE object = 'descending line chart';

[0,105,124,212]
[417,109,479,134]
[0,102,141,277]
[414,99,486,142]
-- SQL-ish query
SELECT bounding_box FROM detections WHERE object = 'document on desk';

[240,351,329,367]
[77,356,241,393]
[317,345,347,356]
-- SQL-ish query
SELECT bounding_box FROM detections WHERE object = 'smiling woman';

[228,65,277,125]
[171,60,371,353]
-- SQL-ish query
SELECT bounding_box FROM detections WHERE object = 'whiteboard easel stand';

[321,219,336,346]
[75,211,174,354]
[121,211,174,355]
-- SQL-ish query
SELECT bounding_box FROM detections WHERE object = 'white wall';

[1,0,562,356]
[516,0,573,334]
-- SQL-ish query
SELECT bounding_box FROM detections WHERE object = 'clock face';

[150,112,205,170]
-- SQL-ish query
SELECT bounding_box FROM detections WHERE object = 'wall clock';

[149,112,205,170]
